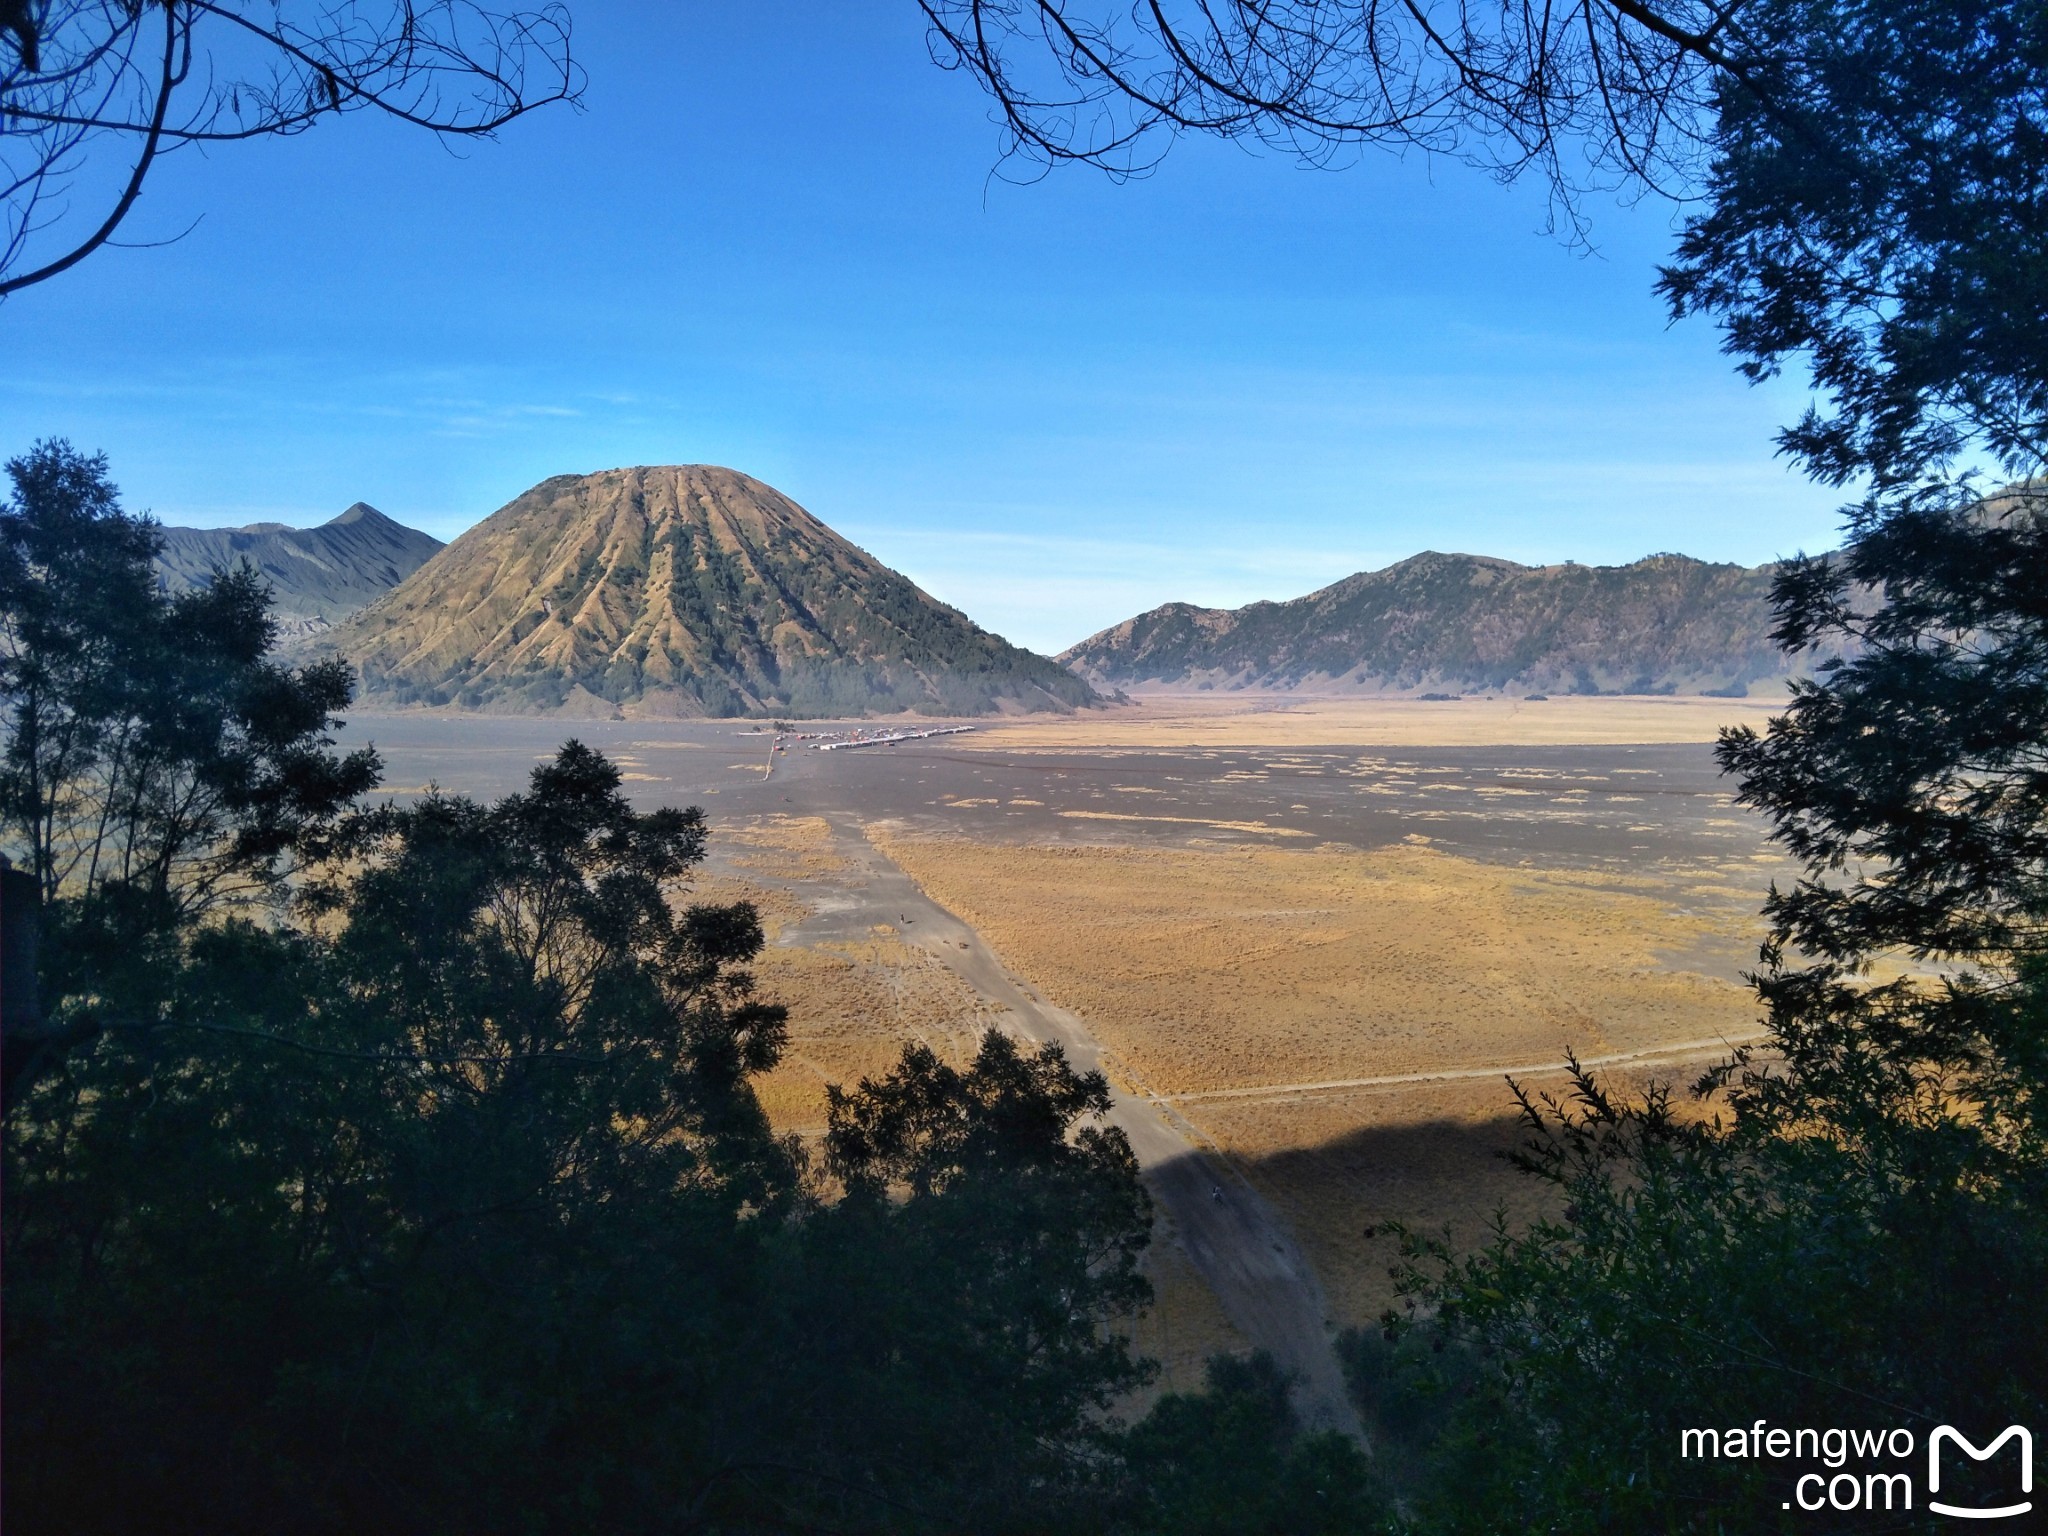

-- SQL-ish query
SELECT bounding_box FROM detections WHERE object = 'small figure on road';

[1211,1185,1224,1203]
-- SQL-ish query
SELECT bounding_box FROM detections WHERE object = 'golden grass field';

[867,836,1765,1093]
[354,702,1793,1381]
[866,831,1767,1328]
[745,931,1008,1133]
[971,691,1786,749]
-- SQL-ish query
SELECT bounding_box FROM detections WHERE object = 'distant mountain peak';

[153,504,444,627]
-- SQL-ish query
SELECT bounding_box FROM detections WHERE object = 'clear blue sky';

[0,5,1843,654]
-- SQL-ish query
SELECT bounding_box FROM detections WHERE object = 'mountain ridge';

[1061,549,1830,696]
[155,503,444,629]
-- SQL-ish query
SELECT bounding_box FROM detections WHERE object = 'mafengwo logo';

[1930,1426,2033,1521]
[1680,1422,2035,1521]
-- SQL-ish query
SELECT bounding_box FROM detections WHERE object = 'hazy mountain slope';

[1062,551,1820,695]
[156,504,444,627]
[333,464,1100,718]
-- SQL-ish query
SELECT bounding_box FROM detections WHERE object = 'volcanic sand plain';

[349,693,1791,1377]
[971,690,1787,749]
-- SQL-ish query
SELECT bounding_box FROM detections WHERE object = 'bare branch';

[915,0,1761,220]
[0,2,178,294]
[1,0,581,293]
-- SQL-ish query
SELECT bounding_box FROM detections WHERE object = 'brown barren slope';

[334,465,1097,718]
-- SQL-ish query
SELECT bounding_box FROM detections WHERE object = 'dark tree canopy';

[0,0,579,293]
[1660,0,2048,490]
[1117,1351,1378,1535]
[5,741,1165,1534]
[0,442,379,915]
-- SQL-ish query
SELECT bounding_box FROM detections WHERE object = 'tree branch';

[0,2,177,296]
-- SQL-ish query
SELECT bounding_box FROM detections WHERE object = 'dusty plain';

[347,692,1791,1397]
[971,690,1788,749]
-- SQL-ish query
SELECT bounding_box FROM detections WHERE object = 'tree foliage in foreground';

[1351,2,2048,1528]
[0,439,378,1103]
[1117,1351,1382,1536]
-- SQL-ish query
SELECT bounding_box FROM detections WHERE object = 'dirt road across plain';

[779,812,1366,1440]
[1158,1032,1772,1105]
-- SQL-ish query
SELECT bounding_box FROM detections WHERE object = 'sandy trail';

[779,811,1366,1440]
[1159,1032,1770,1105]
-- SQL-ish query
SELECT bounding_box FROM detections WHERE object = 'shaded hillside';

[156,503,443,629]
[334,465,1100,718]
[1062,551,1831,695]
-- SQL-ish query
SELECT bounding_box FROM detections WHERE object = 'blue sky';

[1,5,1844,654]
